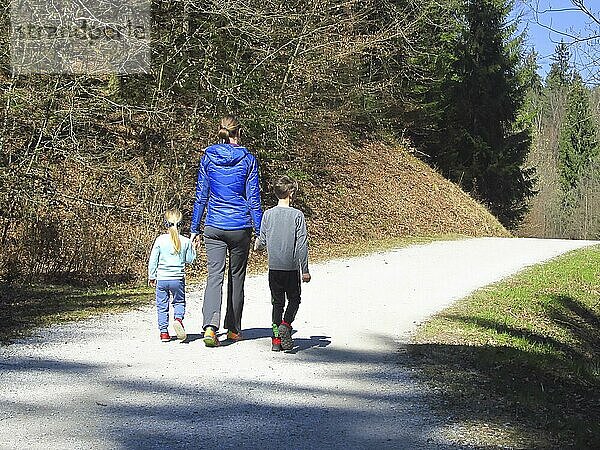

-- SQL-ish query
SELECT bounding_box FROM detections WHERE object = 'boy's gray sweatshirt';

[258,206,309,274]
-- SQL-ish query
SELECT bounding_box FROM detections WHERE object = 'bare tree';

[521,0,600,83]
[1,0,457,282]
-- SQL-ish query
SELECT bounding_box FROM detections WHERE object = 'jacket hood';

[204,144,249,166]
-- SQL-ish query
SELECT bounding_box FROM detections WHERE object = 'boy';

[256,175,311,351]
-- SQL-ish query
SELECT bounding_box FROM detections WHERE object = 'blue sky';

[512,0,599,80]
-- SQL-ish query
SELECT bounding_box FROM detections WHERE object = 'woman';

[191,115,262,347]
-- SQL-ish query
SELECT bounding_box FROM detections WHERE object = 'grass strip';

[407,245,600,449]
[0,284,153,343]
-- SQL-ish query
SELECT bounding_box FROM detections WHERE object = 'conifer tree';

[518,49,543,130]
[545,41,572,89]
[421,0,535,228]
[521,50,543,94]
[558,72,599,204]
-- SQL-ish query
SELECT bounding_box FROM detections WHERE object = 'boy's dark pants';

[269,269,301,327]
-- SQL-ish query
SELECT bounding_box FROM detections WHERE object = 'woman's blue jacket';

[191,143,263,235]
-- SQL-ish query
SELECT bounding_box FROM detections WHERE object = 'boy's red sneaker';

[160,332,171,342]
[173,318,187,341]
[278,322,293,350]
[271,337,282,352]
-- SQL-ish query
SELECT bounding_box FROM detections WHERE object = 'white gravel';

[0,237,596,450]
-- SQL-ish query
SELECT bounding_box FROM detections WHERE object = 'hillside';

[0,131,508,284]
[0,135,510,338]
[1,0,533,283]
[264,135,509,256]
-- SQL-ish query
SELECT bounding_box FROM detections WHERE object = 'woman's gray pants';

[203,226,252,333]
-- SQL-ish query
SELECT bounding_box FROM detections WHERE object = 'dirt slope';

[1,131,508,283]
[263,135,509,251]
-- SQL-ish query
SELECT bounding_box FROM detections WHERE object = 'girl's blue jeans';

[156,279,186,332]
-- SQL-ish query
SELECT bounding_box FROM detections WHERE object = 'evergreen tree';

[404,0,464,158]
[545,41,571,89]
[521,49,543,94]
[542,41,572,123]
[558,72,599,203]
[517,49,543,130]
[420,0,535,228]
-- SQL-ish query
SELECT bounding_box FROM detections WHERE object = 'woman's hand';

[191,233,203,249]
[302,273,311,283]
[148,279,156,288]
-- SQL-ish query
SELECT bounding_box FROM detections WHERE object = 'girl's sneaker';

[203,326,220,347]
[278,322,293,350]
[160,332,171,342]
[271,337,282,352]
[173,318,187,341]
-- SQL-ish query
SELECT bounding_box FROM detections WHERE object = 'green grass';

[0,284,153,343]
[407,245,600,448]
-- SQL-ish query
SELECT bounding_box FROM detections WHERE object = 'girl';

[148,209,196,342]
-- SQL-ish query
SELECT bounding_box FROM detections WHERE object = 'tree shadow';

[5,293,597,448]
[403,294,600,448]
[1,346,456,450]
[546,294,600,366]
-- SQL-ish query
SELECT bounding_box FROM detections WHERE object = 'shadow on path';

[0,284,148,343]
[285,335,331,354]
[1,339,458,450]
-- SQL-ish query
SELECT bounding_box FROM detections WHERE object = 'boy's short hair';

[273,175,299,199]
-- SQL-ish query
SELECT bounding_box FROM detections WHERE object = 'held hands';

[190,233,202,249]
[302,273,311,283]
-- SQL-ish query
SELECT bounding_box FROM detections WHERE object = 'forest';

[521,41,600,239]
[0,0,598,283]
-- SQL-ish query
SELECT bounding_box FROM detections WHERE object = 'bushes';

[0,1,523,282]
[1,1,443,282]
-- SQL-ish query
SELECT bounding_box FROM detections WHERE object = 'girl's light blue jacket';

[148,234,196,280]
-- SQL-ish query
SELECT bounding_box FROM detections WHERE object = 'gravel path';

[1,237,596,450]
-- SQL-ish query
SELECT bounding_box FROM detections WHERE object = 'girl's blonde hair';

[218,115,241,143]
[164,209,183,254]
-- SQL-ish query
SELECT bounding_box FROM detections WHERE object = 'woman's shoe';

[226,330,243,341]
[203,326,220,347]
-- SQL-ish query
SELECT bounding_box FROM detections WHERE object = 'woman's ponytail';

[164,209,183,254]
[218,115,240,143]
[218,127,230,143]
